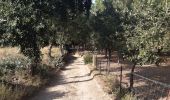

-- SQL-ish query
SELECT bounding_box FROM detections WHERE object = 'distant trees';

[90,0,123,73]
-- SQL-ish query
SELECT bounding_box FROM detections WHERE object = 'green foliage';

[0,0,169,99]
[121,0,169,65]
[83,53,92,64]
[90,0,124,52]
[0,0,93,76]
[89,0,170,93]
[122,93,137,100]
[0,56,31,80]
[0,0,92,74]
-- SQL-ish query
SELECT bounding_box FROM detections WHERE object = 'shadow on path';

[56,73,103,85]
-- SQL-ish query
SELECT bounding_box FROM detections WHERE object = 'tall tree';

[0,0,92,75]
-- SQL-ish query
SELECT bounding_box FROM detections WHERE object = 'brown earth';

[29,55,111,100]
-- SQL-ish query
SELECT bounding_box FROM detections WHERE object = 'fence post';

[93,54,97,69]
[167,90,170,100]
[99,61,101,74]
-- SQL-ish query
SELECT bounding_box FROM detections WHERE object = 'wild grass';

[106,75,137,100]
[41,47,64,69]
[0,84,25,100]
[83,53,93,64]
[0,46,61,100]
[41,47,60,59]
[122,93,137,100]
[100,74,137,100]
[0,47,21,58]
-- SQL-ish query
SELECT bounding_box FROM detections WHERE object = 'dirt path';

[30,55,111,100]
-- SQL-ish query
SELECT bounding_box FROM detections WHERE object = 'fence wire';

[133,73,170,100]
[96,57,170,100]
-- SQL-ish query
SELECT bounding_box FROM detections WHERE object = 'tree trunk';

[129,63,136,92]
[48,43,53,58]
[59,44,64,56]
[108,49,112,61]
[107,49,111,74]
[106,57,108,74]
[105,48,108,58]
[31,38,41,76]
[120,64,123,92]
[118,56,123,92]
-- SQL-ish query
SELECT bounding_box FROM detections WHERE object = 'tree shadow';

[125,65,170,99]
[49,66,103,86]
[56,73,103,85]
[64,55,77,65]
[97,53,170,99]
[30,91,68,100]
[133,80,169,100]
[68,74,89,78]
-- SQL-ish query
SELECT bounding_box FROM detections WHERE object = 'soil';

[96,52,170,100]
[29,55,111,100]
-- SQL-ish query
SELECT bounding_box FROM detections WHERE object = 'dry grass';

[0,47,21,58]
[0,46,61,100]
[41,47,60,63]
[41,46,60,57]
[0,75,44,100]
[0,46,60,60]
[122,93,137,100]
[0,84,25,100]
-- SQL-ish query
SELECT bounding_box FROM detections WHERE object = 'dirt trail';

[30,55,111,100]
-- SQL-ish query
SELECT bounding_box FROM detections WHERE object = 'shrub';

[83,53,92,64]
[104,75,120,94]
[0,84,25,100]
[0,47,63,100]
[104,75,137,100]
[0,56,31,81]
[122,93,137,100]
[51,56,65,68]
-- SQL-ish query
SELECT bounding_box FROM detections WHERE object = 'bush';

[122,93,137,100]
[104,75,120,94]
[103,75,137,100]
[83,53,92,64]
[0,84,25,100]
[0,47,63,100]
[0,56,31,81]
[0,55,45,100]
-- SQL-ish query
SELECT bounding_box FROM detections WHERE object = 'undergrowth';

[83,53,92,64]
[0,47,64,100]
[101,74,137,100]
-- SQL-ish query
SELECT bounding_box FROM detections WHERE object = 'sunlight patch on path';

[30,55,111,100]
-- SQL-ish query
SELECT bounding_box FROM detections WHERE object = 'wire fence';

[96,56,170,100]
[133,73,170,100]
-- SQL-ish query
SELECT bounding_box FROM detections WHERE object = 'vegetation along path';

[30,55,111,100]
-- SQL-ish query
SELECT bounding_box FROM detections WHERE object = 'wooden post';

[99,61,101,74]
[167,90,170,100]
[106,57,109,74]
[93,54,97,68]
